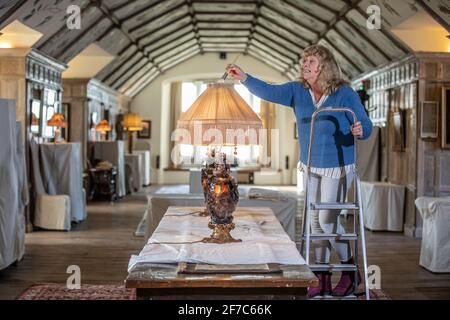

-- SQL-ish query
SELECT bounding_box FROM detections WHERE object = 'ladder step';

[309,264,357,272]
[311,202,359,210]
[303,233,358,241]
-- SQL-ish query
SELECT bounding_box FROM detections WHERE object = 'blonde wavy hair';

[299,45,348,95]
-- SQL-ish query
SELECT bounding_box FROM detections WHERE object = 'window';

[177,82,261,167]
[181,82,207,112]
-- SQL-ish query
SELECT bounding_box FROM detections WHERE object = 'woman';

[226,45,373,298]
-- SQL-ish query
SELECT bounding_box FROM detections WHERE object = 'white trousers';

[304,171,354,264]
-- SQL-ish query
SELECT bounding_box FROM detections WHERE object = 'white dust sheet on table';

[128,206,305,272]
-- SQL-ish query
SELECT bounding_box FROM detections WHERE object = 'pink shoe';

[308,272,332,298]
[333,258,361,296]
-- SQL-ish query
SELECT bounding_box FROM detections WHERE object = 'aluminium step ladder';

[299,107,370,300]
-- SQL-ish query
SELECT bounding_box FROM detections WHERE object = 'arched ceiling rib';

[1,0,448,97]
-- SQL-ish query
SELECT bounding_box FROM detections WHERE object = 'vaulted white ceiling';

[0,0,449,97]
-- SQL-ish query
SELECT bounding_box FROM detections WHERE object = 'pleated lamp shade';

[95,119,112,133]
[47,113,66,128]
[177,83,262,146]
[123,112,143,131]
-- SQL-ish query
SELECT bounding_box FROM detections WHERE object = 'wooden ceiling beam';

[150,35,198,59]
[187,0,204,54]
[37,1,95,52]
[279,0,329,25]
[252,32,299,60]
[332,27,376,67]
[312,0,366,74]
[159,46,200,70]
[248,44,290,69]
[107,0,141,13]
[144,28,194,55]
[255,22,305,51]
[261,3,319,40]
[259,13,312,45]
[341,16,391,61]
[138,15,191,50]
[247,50,287,75]
[90,0,164,83]
[415,0,450,33]
[353,5,409,53]
[117,0,164,22]
[0,0,28,26]
[135,12,191,42]
[244,0,262,55]
[250,38,295,65]
[127,1,185,33]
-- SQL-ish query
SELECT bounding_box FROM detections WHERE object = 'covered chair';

[30,139,71,231]
[415,197,450,273]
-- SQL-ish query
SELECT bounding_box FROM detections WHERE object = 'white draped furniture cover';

[0,100,27,270]
[415,197,450,273]
[361,181,405,231]
[125,153,143,192]
[129,206,305,272]
[40,143,86,222]
[30,140,71,230]
[189,168,238,194]
[133,150,151,186]
[144,188,297,242]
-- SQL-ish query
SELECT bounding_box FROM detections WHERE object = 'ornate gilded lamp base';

[198,209,209,217]
[202,222,242,244]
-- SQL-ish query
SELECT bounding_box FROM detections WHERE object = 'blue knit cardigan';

[242,74,373,168]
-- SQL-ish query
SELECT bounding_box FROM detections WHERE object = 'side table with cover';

[125,153,143,192]
[361,181,405,231]
[133,150,151,186]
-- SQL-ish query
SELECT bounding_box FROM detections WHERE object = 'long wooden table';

[126,206,317,299]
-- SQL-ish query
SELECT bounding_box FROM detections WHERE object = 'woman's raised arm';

[226,64,295,108]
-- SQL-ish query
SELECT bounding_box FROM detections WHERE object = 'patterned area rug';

[17,284,136,300]
[367,289,391,300]
[16,283,390,300]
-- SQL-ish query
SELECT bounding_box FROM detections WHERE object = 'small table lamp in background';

[123,112,143,154]
[95,119,112,141]
[47,112,67,143]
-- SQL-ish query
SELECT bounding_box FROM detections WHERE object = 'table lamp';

[47,112,67,143]
[95,119,112,141]
[177,81,262,243]
[123,112,143,154]
[31,112,38,125]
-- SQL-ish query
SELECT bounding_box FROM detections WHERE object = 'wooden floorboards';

[1,185,449,300]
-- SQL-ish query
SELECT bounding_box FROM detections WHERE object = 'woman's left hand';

[352,121,363,138]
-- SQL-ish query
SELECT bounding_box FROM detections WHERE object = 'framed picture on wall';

[420,101,438,139]
[138,120,151,139]
[442,87,450,149]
